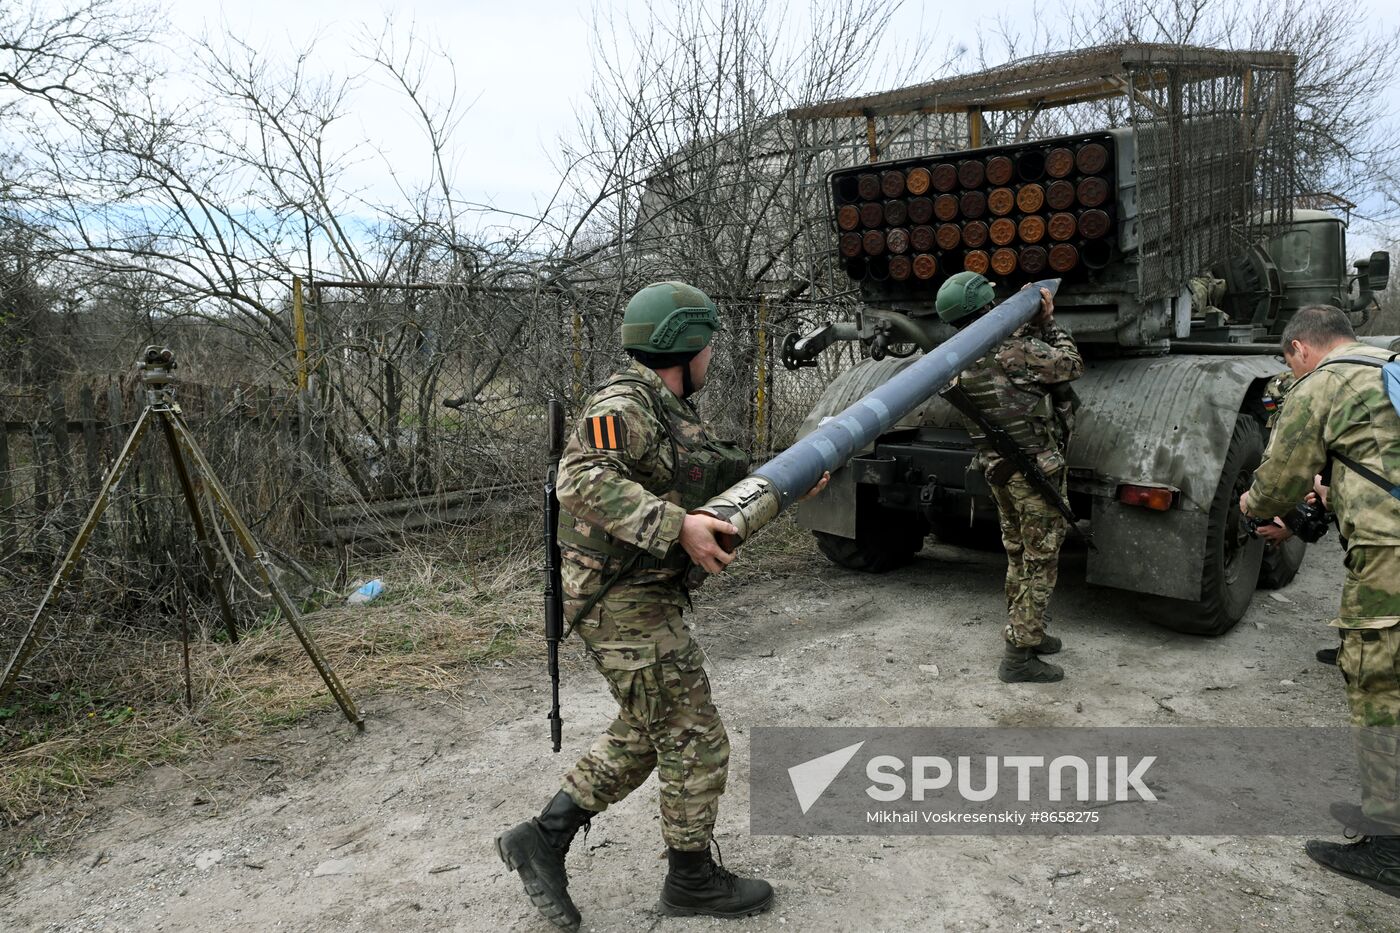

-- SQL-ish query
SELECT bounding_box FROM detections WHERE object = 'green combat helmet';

[620,282,720,354]
[935,271,996,325]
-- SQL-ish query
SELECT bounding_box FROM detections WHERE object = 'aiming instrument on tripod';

[0,346,364,730]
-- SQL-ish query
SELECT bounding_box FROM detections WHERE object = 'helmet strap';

[955,304,995,329]
[630,348,702,397]
[681,358,696,398]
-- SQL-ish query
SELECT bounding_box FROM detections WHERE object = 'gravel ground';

[2,537,1397,933]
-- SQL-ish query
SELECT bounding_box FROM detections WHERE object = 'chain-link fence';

[0,274,866,617]
[299,282,862,543]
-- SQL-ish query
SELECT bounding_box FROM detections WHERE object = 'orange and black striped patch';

[586,414,624,451]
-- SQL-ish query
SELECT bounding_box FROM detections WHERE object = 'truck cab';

[1223,210,1391,329]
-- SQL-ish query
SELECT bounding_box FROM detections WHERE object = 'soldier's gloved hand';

[680,513,738,575]
[798,471,831,503]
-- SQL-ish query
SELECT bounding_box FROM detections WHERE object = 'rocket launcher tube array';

[695,278,1060,548]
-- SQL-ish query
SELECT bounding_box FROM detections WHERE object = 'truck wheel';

[813,515,926,573]
[1172,416,1266,635]
[1258,536,1306,590]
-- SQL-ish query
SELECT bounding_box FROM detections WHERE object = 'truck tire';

[813,515,926,573]
[1169,416,1266,635]
[1258,536,1306,590]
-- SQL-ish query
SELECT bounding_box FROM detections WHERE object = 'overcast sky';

[169,0,1400,252]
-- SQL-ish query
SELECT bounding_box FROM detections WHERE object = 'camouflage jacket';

[956,321,1084,476]
[1245,342,1400,547]
[557,361,717,604]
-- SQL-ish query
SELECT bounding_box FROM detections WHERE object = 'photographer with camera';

[1239,305,1400,898]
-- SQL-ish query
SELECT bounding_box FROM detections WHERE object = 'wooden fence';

[0,380,309,577]
[0,376,539,576]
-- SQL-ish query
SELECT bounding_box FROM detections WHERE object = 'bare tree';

[0,0,157,111]
[0,13,574,550]
[549,0,926,442]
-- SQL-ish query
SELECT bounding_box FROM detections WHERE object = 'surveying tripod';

[0,346,363,729]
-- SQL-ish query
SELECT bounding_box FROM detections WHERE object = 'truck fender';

[793,356,924,537]
[1065,354,1283,599]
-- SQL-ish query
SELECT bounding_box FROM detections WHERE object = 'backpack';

[1316,351,1400,502]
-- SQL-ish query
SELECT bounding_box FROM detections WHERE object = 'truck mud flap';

[796,465,858,537]
[1085,498,1209,600]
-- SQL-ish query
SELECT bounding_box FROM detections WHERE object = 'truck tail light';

[1118,484,1174,511]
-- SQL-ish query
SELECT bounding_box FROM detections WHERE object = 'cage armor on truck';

[781,43,1396,635]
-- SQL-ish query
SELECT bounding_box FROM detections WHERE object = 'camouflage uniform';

[956,321,1084,648]
[1187,274,1227,319]
[555,361,746,851]
[1245,342,1400,830]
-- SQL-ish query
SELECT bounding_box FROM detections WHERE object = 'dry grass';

[0,512,546,866]
[0,508,819,867]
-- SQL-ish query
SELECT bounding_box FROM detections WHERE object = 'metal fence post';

[293,275,309,393]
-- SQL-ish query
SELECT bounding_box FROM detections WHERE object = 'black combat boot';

[1031,634,1062,655]
[1305,835,1400,899]
[1330,802,1397,838]
[660,846,774,918]
[1317,646,1339,665]
[998,644,1064,683]
[495,790,595,930]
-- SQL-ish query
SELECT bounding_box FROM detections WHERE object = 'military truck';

[781,45,1394,634]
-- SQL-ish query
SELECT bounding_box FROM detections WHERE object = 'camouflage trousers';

[1335,545,1400,831]
[561,594,729,851]
[1337,545,1400,629]
[988,468,1068,648]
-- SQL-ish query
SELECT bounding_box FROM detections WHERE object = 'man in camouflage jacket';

[1241,304,1400,898]
[937,272,1084,683]
[496,282,826,929]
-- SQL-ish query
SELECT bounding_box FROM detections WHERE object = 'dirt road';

[3,536,1396,933]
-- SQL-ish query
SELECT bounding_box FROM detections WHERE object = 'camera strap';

[1313,352,1400,502]
[1328,450,1400,503]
